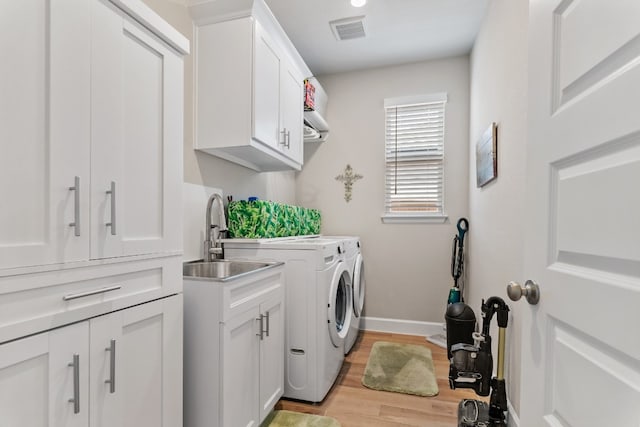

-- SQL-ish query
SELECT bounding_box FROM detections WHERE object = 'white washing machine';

[223,237,353,402]
[324,236,365,354]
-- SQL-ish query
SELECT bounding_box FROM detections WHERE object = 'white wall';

[141,0,296,204]
[296,56,470,323]
[467,0,528,418]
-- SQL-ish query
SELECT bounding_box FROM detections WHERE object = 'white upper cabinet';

[253,23,282,152]
[280,60,304,165]
[0,0,91,269]
[90,0,183,259]
[0,0,186,270]
[192,1,307,172]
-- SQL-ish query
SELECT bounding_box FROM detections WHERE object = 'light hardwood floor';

[276,330,481,427]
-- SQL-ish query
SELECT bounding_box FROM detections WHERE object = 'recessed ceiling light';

[351,0,366,7]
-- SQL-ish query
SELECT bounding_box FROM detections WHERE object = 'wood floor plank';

[276,330,483,426]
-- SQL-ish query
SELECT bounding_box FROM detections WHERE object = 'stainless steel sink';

[183,260,280,281]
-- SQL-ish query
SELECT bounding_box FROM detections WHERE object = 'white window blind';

[384,93,447,221]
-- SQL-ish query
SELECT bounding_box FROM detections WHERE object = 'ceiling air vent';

[330,16,366,41]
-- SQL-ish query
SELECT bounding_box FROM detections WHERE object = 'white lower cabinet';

[222,292,284,426]
[258,292,284,421]
[222,304,261,427]
[184,266,284,427]
[0,322,90,427]
[0,295,182,427]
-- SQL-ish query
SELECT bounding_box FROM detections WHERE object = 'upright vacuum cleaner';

[446,297,510,426]
[427,218,469,348]
[448,218,469,304]
[427,218,468,350]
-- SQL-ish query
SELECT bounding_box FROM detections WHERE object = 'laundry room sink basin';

[183,259,281,282]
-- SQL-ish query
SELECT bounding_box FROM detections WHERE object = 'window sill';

[380,213,448,224]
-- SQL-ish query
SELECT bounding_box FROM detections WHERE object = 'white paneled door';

[522,0,640,425]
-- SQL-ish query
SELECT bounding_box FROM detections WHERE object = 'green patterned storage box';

[227,200,321,238]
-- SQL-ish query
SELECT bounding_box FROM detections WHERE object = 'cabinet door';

[280,62,304,165]
[50,323,91,427]
[253,21,282,151]
[0,323,90,427]
[91,0,182,259]
[222,306,261,427]
[89,309,123,427]
[259,290,284,423]
[0,0,90,270]
[90,295,183,427]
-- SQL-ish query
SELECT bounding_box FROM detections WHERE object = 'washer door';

[328,261,353,348]
[352,253,365,317]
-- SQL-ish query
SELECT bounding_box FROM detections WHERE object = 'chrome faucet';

[204,192,227,261]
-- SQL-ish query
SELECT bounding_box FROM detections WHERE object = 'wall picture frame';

[476,122,498,187]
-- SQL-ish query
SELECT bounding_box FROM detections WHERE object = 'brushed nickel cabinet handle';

[105,339,116,394]
[62,285,122,301]
[256,314,264,340]
[68,354,80,414]
[106,181,116,235]
[68,176,81,236]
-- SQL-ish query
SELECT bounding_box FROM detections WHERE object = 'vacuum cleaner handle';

[451,236,459,279]
[457,218,469,243]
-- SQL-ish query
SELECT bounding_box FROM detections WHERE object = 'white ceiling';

[265,0,488,76]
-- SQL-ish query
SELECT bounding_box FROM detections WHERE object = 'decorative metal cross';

[335,164,363,202]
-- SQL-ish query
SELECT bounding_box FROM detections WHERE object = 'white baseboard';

[507,399,520,427]
[361,316,444,337]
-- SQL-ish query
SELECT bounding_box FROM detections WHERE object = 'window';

[382,93,447,223]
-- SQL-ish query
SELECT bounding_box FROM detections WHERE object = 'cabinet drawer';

[222,268,284,320]
[0,256,181,344]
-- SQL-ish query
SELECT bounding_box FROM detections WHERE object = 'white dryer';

[223,237,353,402]
[324,236,365,354]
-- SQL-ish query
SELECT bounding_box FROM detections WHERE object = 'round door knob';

[507,280,540,305]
